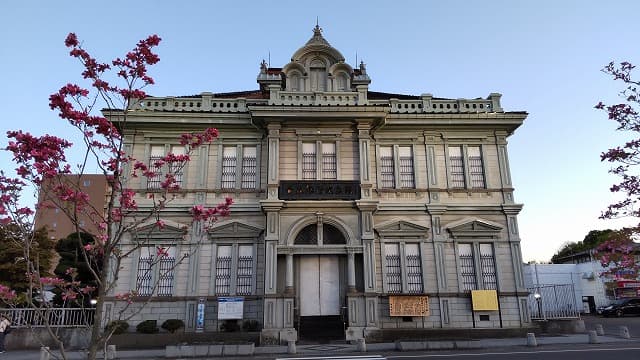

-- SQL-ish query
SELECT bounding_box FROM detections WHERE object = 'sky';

[1,0,639,263]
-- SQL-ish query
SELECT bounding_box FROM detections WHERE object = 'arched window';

[310,59,326,91]
[336,73,348,91]
[289,72,300,91]
[294,223,346,245]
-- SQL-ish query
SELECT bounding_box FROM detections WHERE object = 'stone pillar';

[347,250,356,293]
[285,251,294,295]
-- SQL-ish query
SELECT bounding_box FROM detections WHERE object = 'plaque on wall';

[389,295,429,316]
[471,290,499,311]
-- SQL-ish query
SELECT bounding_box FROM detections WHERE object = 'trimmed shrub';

[161,319,185,333]
[242,319,261,331]
[105,320,129,335]
[136,319,159,334]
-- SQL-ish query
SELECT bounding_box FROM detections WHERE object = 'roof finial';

[313,19,322,37]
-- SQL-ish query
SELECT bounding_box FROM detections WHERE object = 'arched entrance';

[294,223,347,340]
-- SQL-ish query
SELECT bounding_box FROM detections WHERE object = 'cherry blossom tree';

[595,61,640,278]
[0,33,231,359]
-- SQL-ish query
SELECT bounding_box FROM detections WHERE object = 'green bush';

[136,319,159,334]
[242,319,261,331]
[161,319,185,333]
[220,319,240,332]
[105,320,129,335]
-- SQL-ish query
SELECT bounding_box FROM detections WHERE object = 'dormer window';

[288,72,301,91]
[336,72,349,91]
[310,59,326,91]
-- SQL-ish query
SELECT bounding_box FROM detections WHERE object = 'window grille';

[385,244,402,294]
[468,146,485,188]
[157,255,176,296]
[147,145,165,190]
[215,246,232,295]
[236,245,254,295]
[398,146,415,188]
[168,145,185,187]
[241,146,257,189]
[449,146,465,188]
[222,147,237,189]
[302,143,317,180]
[405,244,423,293]
[379,146,395,189]
[294,224,318,245]
[458,243,477,291]
[479,243,497,290]
[322,143,337,180]
[136,255,153,296]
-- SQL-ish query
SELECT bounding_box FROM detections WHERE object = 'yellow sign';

[471,290,498,311]
[389,296,429,316]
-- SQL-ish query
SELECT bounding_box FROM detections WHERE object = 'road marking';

[277,356,385,360]
[386,347,640,358]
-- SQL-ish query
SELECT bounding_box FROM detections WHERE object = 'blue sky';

[1,0,638,262]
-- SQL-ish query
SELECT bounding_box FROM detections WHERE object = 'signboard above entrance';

[389,295,429,316]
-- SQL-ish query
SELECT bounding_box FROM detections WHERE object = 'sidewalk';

[2,334,638,360]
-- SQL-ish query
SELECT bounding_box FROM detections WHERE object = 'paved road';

[582,313,640,336]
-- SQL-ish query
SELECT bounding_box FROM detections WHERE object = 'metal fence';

[527,284,580,320]
[0,308,95,328]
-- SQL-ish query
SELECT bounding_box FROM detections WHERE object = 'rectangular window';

[236,245,254,295]
[385,243,423,294]
[322,143,337,180]
[169,145,186,187]
[241,146,257,189]
[215,245,232,295]
[221,147,237,189]
[147,145,165,190]
[302,143,317,180]
[405,244,423,294]
[458,243,477,291]
[398,146,415,189]
[214,244,254,295]
[136,246,176,296]
[384,244,402,294]
[479,243,497,290]
[468,146,485,188]
[379,146,395,189]
[448,146,465,189]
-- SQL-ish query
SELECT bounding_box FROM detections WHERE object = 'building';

[106,26,529,342]
[34,174,108,241]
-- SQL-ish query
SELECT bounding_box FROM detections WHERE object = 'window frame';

[217,143,260,190]
[376,144,416,190]
[211,242,257,296]
[145,143,189,190]
[135,245,177,297]
[382,241,425,294]
[297,140,341,180]
[446,144,487,190]
[456,241,498,292]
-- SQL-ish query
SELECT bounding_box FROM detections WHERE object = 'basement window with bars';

[214,244,255,296]
[136,246,176,297]
[384,243,423,294]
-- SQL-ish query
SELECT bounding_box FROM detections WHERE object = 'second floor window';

[379,145,415,189]
[300,141,337,180]
[221,145,258,190]
[302,143,317,180]
[448,145,486,189]
[458,243,497,291]
[147,145,185,190]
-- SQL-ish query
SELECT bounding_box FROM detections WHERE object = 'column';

[285,251,294,295]
[347,250,356,293]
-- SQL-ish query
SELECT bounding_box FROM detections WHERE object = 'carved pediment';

[445,217,503,239]
[207,220,264,239]
[134,219,188,241]
[375,219,430,239]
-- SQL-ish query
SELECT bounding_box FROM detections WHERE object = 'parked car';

[600,298,640,317]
